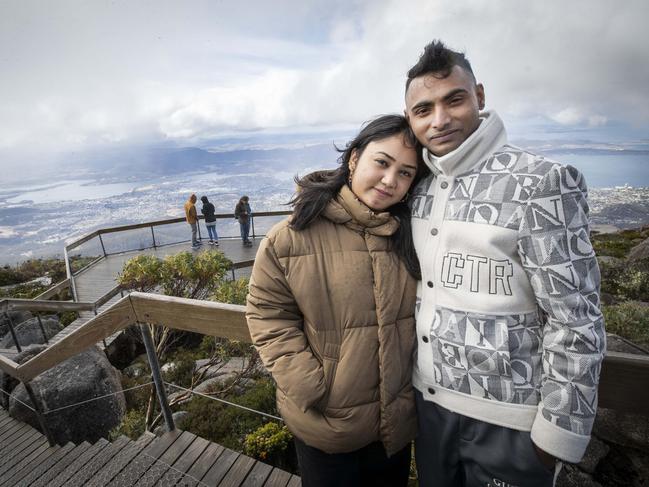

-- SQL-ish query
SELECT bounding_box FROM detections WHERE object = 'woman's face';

[349,134,418,211]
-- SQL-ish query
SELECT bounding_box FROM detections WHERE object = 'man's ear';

[476,83,485,110]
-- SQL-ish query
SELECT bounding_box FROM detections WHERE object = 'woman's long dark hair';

[289,114,429,279]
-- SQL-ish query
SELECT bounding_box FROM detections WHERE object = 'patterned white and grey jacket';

[411,110,606,463]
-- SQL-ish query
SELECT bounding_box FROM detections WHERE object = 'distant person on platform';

[200,196,219,246]
[184,193,201,248]
[235,195,253,247]
[404,40,605,487]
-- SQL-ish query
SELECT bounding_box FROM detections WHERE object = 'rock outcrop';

[0,315,61,348]
[9,345,126,445]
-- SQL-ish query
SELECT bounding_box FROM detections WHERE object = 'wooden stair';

[0,408,300,486]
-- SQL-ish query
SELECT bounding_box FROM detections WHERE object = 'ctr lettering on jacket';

[441,252,514,295]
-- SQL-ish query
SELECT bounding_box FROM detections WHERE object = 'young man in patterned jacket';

[405,40,606,487]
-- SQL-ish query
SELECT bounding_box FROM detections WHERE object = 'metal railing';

[1,291,649,449]
[59,211,291,301]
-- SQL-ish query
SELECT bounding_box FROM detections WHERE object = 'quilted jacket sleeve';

[246,233,326,412]
[517,164,606,463]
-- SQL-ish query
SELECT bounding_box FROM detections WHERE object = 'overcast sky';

[1,0,648,167]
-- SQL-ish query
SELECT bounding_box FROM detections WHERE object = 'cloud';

[0,0,648,159]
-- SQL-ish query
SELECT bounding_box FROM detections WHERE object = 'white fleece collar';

[423,110,508,177]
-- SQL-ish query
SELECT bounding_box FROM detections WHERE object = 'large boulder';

[0,315,62,348]
[9,346,126,445]
[0,345,45,408]
[628,237,649,261]
[0,310,33,341]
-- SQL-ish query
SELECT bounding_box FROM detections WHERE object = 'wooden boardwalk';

[51,237,262,348]
[0,407,300,486]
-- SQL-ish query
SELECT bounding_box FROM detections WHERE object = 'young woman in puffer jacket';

[246,115,427,487]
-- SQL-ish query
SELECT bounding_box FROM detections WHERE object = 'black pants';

[294,437,411,487]
[415,391,559,487]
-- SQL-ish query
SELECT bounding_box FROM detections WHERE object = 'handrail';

[65,210,292,252]
[1,291,648,416]
[1,298,96,313]
[32,279,70,301]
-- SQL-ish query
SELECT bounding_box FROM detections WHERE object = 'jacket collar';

[423,109,508,177]
[323,185,399,236]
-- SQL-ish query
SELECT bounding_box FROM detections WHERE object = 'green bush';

[603,301,649,348]
[0,258,68,286]
[162,348,199,389]
[244,422,292,466]
[110,408,146,441]
[616,258,649,302]
[178,378,278,452]
[212,278,249,305]
[592,228,649,259]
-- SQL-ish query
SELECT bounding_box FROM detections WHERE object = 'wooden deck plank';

[201,447,240,486]
[26,442,89,487]
[0,442,71,487]
[0,432,47,476]
[286,475,302,487]
[134,430,197,486]
[0,423,34,452]
[47,438,111,487]
[263,468,292,487]
[181,441,225,487]
[241,461,273,487]
[106,429,182,487]
[154,435,210,486]
[0,437,51,479]
[85,433,156,487]
[64,435,132,487]
[218,454,256,487]
[0,426,42,457]
[14,439,86,487]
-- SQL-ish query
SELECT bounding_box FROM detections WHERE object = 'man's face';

[405,66,485,157]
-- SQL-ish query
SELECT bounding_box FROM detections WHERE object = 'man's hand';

[534,444,557,470]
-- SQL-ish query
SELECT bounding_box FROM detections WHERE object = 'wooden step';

[64,435,132,487]
[85,434,156,487]
[106,429,182,486]
[46,438,111,487]
[27,442,90,487]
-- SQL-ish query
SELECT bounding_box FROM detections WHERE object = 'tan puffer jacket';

[246,185,417,456]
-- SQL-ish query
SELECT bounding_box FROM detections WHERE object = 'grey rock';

[0,344,47,408]
[9,346,126,444]
[123,361,150,379]
[105,330,142,369]
[628,237,649,261]
[153,411,189,435]
[579,436,610,474]
[0,310,33,341]
[594,408,649,450]
[556,463,602,487]
[0,315,62,348]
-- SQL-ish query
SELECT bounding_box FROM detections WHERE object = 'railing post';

[139,323,175,432]
[150,225,157,249]
[36,314,49,344]
[197,221,202,241]
[251,216,256,238]
[231,265,236,281]
[4,311,22,353]
[98,233,107,257]
[23,382,56,446]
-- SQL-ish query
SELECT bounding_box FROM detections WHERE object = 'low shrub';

[244,422,293,469]
[603,301,649,348]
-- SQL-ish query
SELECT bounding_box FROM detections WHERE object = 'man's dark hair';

[406,40,475,91]
[289,114,429,279]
